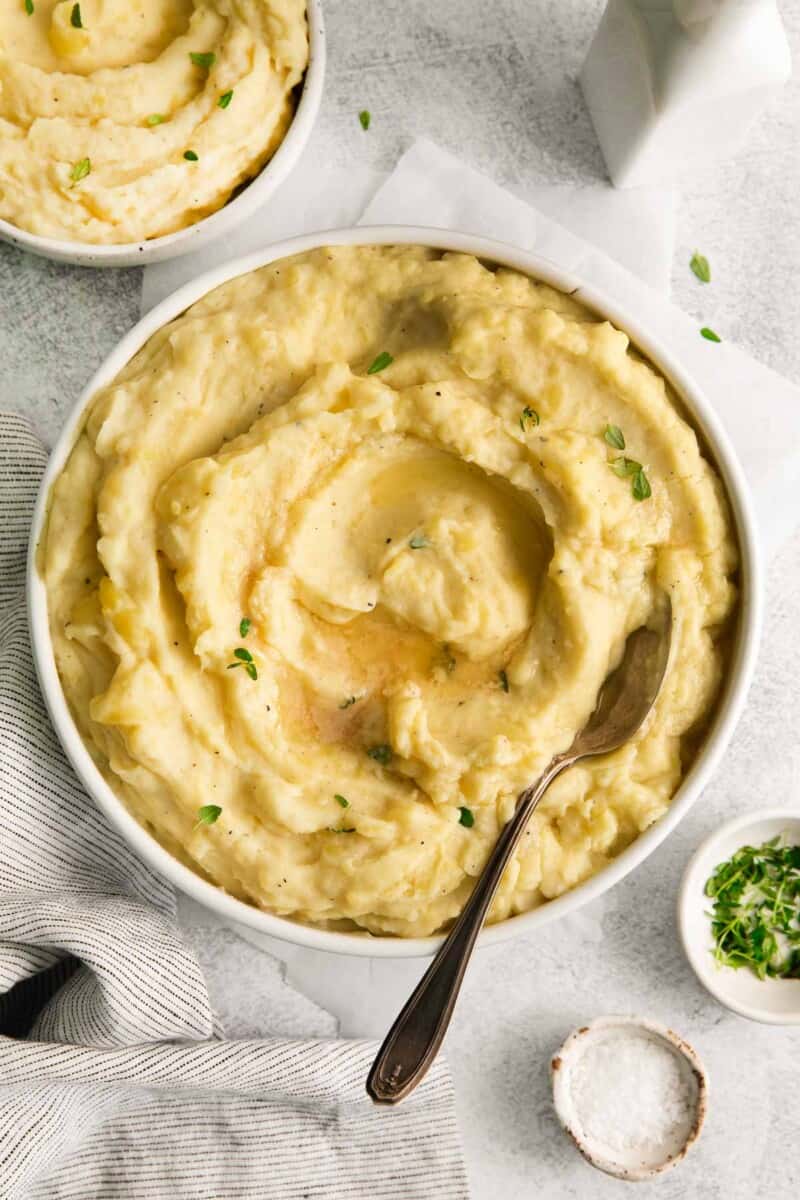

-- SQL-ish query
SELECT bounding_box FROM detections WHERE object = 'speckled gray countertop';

[3,3,799,1197]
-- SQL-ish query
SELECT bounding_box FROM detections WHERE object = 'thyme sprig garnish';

[227,646,257,680]
[602,425,651,501]
[705,836,800,979]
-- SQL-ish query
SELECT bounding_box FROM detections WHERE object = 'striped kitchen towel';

[0,412,469,1200]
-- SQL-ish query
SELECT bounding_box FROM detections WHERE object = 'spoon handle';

[366,756,568,1105]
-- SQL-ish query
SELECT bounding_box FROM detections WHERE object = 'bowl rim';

[677,808,800,1025]
[27,224,764,958]
[0,0,326,268]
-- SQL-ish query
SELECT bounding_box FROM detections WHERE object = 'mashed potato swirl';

[43,246,737,936]
[0,0,307,243]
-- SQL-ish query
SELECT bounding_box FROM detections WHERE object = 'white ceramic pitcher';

[580,0,792,187]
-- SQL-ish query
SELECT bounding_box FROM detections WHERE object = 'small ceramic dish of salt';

[550,1015,708,1181]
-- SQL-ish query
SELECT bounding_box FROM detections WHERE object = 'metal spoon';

[366,600,672,1105]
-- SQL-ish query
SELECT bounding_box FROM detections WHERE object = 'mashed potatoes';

[43,246,737,936]
[0,0,307,243]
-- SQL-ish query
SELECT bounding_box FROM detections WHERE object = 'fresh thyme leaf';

[147,113,165,126]
[218,89,234,109]
[239,617,251,638]
[610,456,642,478]
[195,804,222,827]
[367,744,392,765]
[700,326,721,343]
[690,251,711,283]
[334,793,350,808]
[367,351,393,375]
[519,405,540,431]
[339,695,358,709]
[499,669,509,693]
[603,424,625,451]
[705,836,800,979]
[458,806,475,828]
[183,150,199,161]
[24,0,34,14]
[70,2,82,27]
[190,51,216,68]
[632,468,652,501]
[70,157,91,184]
[359,109,371,130]
[409,534,430,550]
[228,648,257,678]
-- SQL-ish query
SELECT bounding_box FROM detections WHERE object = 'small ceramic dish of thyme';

[679,809,800,1023]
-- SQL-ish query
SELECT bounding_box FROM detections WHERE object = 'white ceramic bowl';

[679,809,800,1024]
[0,2,325,268]
[27,226,763,957]
[550,1015,708,1181]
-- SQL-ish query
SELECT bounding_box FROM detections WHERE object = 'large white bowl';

[0,1,325,268]
[27,226,763,957]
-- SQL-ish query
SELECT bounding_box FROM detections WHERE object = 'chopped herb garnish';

[227,647,257,679]
[632,468,652,502]
[700,326,721,343]
[218,89,234,109]
[239,617,251,638]
[499,669,509,693]
[705,836,800,979]
[367,351,394,375]
[409,534,430,550]
[610,456,642,478]
[190,51,216,69]
[70,2,82,27]
[339,695,358,709]
[603,424,625,451]
[367,744,392,766]
[70,157,91,184]
[184,150,199,161]
[147,113,165,126]
[519,406,540,431]
[690,251,711,284]
[334,793,350,808]
[359,109,371,130]
[195,804,222,828]
[24,0,34,14]
[608,447,652,501]
[328,827,356,834]
[458,806,475,828]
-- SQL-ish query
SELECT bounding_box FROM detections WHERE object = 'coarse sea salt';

[570,1029,697,1155]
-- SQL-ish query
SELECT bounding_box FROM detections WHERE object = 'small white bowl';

[0,1,325,268]
[679,809,800,1024]
[551,1016,708,1181]
[27,226,762,958]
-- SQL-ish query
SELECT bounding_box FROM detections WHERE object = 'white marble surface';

[3,2,800,1197]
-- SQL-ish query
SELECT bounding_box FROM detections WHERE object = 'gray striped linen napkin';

[0,412,469,1199]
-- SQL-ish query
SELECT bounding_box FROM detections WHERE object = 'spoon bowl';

[367,600,673,1105]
